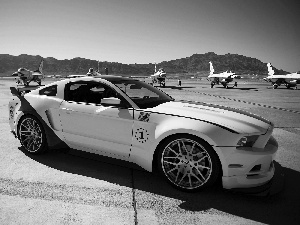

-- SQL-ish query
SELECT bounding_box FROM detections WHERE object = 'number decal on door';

[134,127,149,143]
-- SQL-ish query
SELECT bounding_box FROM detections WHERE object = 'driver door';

[59,81,134,158]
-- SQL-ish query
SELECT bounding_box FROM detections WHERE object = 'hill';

[0,53,287,76]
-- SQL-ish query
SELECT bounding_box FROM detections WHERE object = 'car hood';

[150,101,272,134]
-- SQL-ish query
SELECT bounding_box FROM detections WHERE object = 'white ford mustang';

[9,76,278,192]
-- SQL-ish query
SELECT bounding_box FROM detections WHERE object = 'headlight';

[237,135,259,147]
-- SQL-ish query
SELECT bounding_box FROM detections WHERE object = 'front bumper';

[222,160,275,189]
[219,135,278,190]
[227,161,285,196]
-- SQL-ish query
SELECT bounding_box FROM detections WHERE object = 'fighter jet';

[150,63,167,87]
[12,60,44,86]
[130,63,167,87]
[67,61,101,78]
[263,63,300,89]
[207,61,240,88]
[86,67,101,76]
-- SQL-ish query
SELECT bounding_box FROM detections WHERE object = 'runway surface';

[0,78,299,224]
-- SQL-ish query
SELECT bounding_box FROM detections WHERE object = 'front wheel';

[18,115,47,154]
[157,135,220,191]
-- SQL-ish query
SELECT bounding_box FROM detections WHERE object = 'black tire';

[273,84,278,89]
[18,115,48,154]
[157,135,220,192]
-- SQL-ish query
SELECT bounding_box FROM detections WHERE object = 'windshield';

[110,79,174,109]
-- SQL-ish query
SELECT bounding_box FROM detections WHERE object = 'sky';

[0,0,299,72]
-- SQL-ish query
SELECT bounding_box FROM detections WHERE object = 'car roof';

[67,75,137,82]
[95,75,137,81]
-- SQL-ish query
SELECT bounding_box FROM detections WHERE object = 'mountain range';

[0,52,287,77]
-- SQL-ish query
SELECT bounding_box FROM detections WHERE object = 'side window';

[64,81,120,105]
[39,85,57,96]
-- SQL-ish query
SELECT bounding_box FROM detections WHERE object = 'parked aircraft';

[263,63,300,89]
[86,67,101,76]
[67,61,102,78]
[207,61,240,88]
[12,60,44,86]
[150,63,167,87]
[129,63,167,87]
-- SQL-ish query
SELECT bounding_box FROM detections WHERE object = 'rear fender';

[11,93,68,150]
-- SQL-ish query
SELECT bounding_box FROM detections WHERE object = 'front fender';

[152,117,231,167]
[130,115,239,172]
[154,116,240,148]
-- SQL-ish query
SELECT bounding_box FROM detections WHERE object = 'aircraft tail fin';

[267,63,275,76]
[32,59,44,77]
[38,59,43,73]
[33,60,43,73]
[209,61,214,76]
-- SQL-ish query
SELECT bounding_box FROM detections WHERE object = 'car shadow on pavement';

[19,147,300,225]
[163,86,196,90]
[214,87,258,90]
[266,87,300,90]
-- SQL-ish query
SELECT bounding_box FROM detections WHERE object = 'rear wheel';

[157,135,220,191]
[18,115,47,154]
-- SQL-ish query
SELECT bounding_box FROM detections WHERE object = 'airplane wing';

[208,74,230,78]
[11,72,19,77]
[286,73,300,79]
[130,75,150,79]
[32,72,43,76]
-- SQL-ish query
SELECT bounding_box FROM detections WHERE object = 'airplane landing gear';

[159,81,165,87]
[273,84,278,89]
[222,83,228,89]
[210,81,215,88]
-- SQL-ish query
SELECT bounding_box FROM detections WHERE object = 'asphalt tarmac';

[0,78,299,224]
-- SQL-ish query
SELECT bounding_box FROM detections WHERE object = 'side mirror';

[101,97,121,106]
